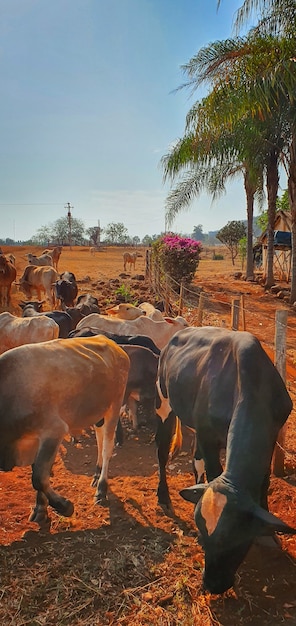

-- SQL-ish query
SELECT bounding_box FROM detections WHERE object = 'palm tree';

[162,93,264,280]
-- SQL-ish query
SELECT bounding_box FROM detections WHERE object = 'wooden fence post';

[165,276,170,315]
[178,280,184,316]
[272,309,288,477]
[197,293,205,326]
[241,294,246,331]
[231,298,240,330]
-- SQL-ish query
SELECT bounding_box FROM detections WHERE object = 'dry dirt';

[0,244,295,626]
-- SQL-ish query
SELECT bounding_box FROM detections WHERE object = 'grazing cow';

[19,302,74,338]
[155,326,295,594]
[26,253,53,267]
[0,311,59,354]
[90,247,96,255]
[41,246,62,270]
[123,252,137,272]
[19,265,59,308]
[76,313,189,350]
[0,254,16,307]
[106,303,145,320]
[75,294,100,315]
[55,271,78,309]
[0,336,130,526]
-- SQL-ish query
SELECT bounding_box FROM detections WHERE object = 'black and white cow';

[55,271,78,309]
[19,301,74,338]
[155,326,296,594]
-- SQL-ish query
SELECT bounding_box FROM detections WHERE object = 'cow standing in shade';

[0,336,130,527]
[155,326,296,594]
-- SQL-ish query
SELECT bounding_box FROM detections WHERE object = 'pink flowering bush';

[152,233,202,285]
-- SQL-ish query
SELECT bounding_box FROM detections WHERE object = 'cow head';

[180,478,296,594]
[19,300,45,313]
[106,303,146,320]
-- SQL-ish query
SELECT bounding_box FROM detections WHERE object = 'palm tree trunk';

[265,152,279,288]
[244,170,255,280]
[288,135,296,304]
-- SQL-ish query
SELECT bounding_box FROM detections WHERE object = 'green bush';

[152,233,202,285]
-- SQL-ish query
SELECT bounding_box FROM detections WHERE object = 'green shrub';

[152,233,202,285]
[212,253,224,260]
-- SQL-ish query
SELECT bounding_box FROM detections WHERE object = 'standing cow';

[0,336,130,527]
[19,265,59,308]
[0,254,16,307]
[155,326,296,594]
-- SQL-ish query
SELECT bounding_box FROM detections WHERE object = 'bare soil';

[0,244,295,626]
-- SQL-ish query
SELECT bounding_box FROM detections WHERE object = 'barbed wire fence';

[145,249,296,478]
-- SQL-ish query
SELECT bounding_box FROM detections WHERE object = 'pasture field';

[0,244,295,626]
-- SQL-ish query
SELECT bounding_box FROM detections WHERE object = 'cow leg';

[155,413,176,510]
[30,437,74,527]
[91,419,104,488]
[192,434,206,483]
[93,411,119,506]
[199,429,223,481]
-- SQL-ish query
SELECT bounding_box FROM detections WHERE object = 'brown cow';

[42,246,63,270]
[123,252,137,272]
[19,265,59,308]
[0,255,17,308]
[0,335,130,527]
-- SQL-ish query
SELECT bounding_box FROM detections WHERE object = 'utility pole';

[65,202,74,250]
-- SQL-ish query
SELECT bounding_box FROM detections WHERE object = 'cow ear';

[250,504,296,535]
[179,483,207,504]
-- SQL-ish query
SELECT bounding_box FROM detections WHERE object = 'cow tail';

[169,416,182,460]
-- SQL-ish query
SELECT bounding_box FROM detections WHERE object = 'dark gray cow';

[155,326,295,594]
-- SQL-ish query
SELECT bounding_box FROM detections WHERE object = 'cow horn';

[249,503,296,534]
[179,483,207,504]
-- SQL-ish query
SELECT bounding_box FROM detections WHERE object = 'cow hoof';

[91,476,99,488]
[94,495,109,508]
[29,507,51,528]
[55,499,74,518]
[157,501,174,516]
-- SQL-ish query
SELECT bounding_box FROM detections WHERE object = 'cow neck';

[222,405,275,501]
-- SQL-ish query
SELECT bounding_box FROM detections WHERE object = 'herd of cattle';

[0,246,295,595]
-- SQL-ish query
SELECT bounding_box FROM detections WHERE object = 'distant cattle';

[0,336,130,527]
[106,303,145,320]
[26,253,53,267]
[76,313,189,350]
[19,302,74,338]
[19,265,59,308]
[155,326,295,594]
[0,311,59,354]
[90,247,96,255]
[41,246,62,270]
[0,254,16,308]
[123,252,137,272]
[55,271,78,309]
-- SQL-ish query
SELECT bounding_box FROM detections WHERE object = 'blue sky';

[0,0,270,242]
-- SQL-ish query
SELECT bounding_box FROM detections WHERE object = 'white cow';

[27,253,53,267]
[19,265,59,307]
[0,311,59,354]
[76,313,189,350]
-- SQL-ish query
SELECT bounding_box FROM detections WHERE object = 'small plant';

[152,233,202,285]
[212,252,224,260]
[115,283,137,304]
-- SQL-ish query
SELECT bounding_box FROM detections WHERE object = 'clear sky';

[0,0,271,242]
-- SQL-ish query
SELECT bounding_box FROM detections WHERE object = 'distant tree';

[217,221,246,265]
[31,225,53,246]
[52,217,85,245]
[132,236,140,246]
[103,222,129,244]
[192,224,205,241]
[86,226,101,247]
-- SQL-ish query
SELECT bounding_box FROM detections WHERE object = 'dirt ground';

[0,244,295,626]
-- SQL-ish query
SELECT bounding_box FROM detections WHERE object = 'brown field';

[0,244,295,626]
